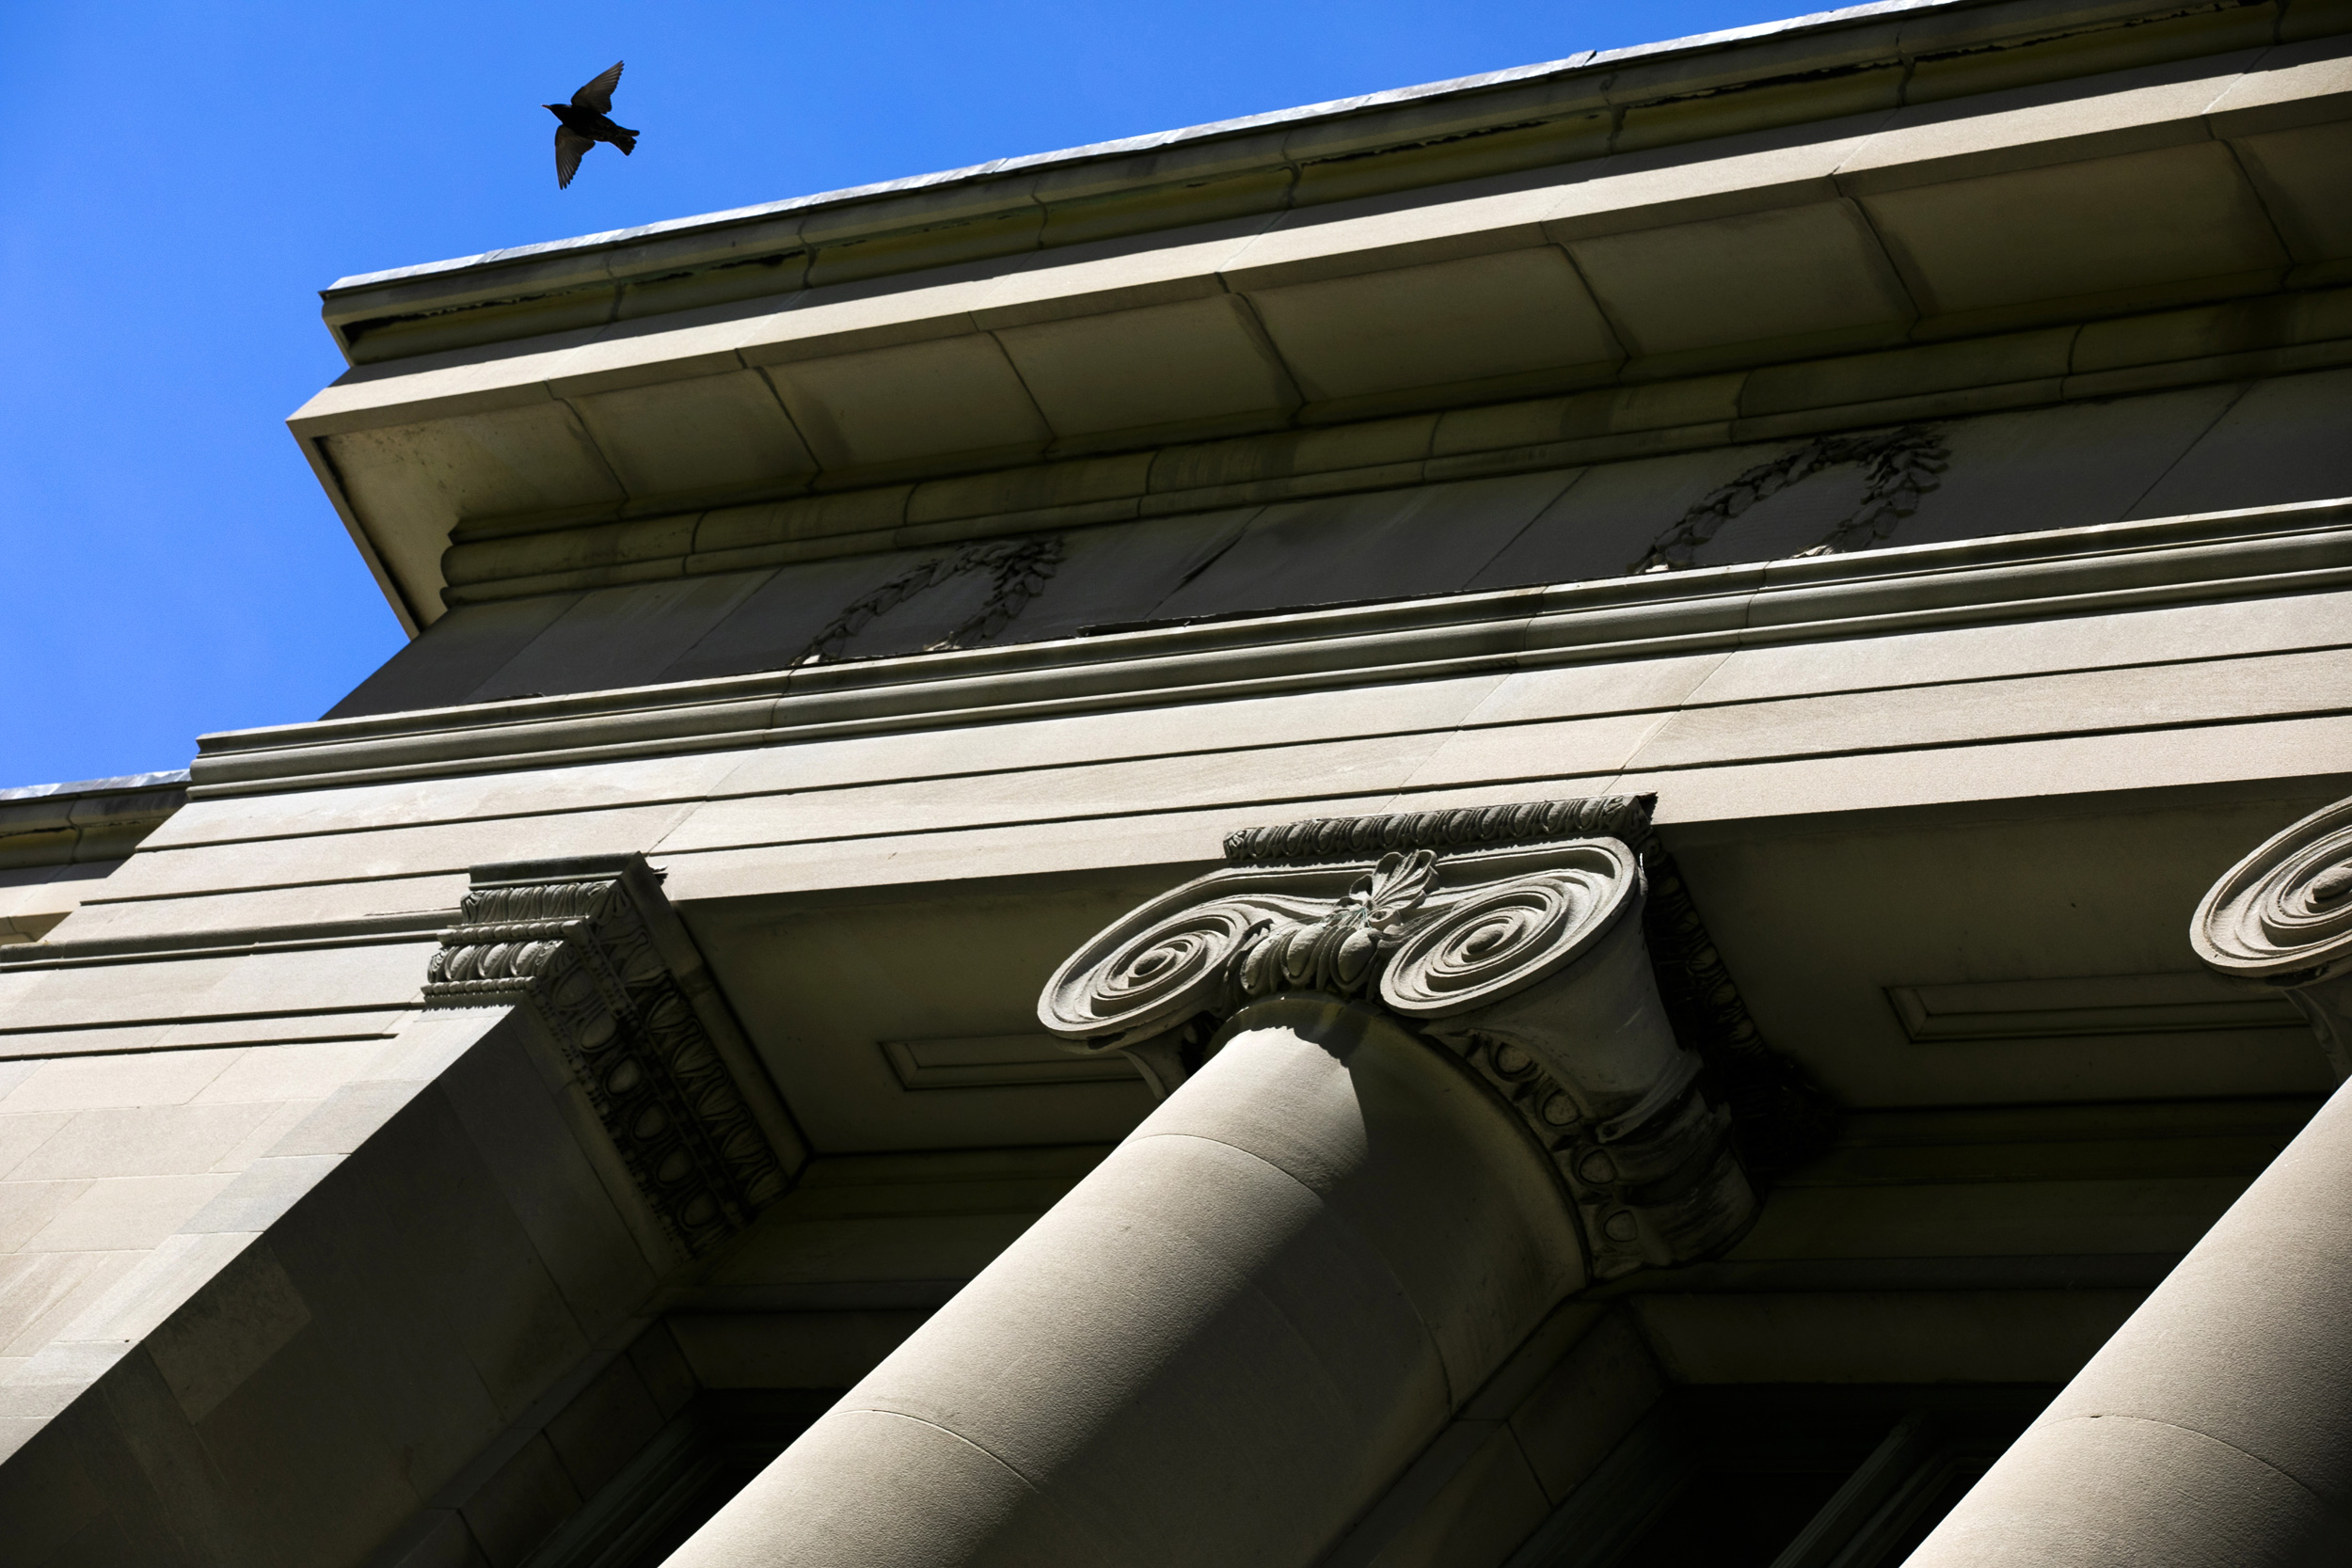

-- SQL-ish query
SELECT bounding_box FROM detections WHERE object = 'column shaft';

[666,998,1583,1568]
[1904,1079,2352,1565]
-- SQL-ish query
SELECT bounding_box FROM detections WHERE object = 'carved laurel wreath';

[1630,424,1949,574]
[801,536,1064,664]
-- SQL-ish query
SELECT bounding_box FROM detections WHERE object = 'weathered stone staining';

[5,1,2352,1563]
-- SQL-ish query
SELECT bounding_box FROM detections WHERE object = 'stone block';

[668,1311,930,1389]
[980,216,1273,327]
[1505,1313,1665,1501]
[6,1103,277,1181]
[263,1194,509,1505]
[1392,712,1677,798]
[183,1314,422,1568]
[2128,365,2352,517]
[0,1110,71,1179]
[460,1433,581,1568]
[141,1239,310,1424]
[975,508,1254,643]
[151,752,735,853]
[661,548,932,679]
[996,295,1298,441]
[342,1087,593,1421]
[181,1154,340,1235]
[102,807,693,903]
[441,515,699,594]
[765,335,1052,471]
[660,732,1452,856]
[1632,648,2352,774]
[1222,170,1565,292]
[1452,654,1730,730]
[1631,1290,2145,1384]
[189,1037,405,1108]
[569,369,818,502]
[21,1174,237,1254]
[1567,200,1915,365]
[1149,416,1438,496]
[628,1321,700,1421]
[1740,326,2076,417]
[1145,471,1574,620]
[905,452,1152,528]
[323,404,631,619]
[1861,143,2286,323]
[1246,248,1623,403]
[1883,378,2244,546]
[1470,441,1780,587]
[436,1022,661,1338]
[2203,34,2352,137]
[264,1081,429,1159]
[0,1252,140,1360]
[541,1352,663,1498]
[470,573,771,703]
[380,1510,493,1568]
[1362,1423,1551,1568]
[1836,52,2258,193]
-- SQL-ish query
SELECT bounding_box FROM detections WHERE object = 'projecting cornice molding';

[422,853,805,1256]
[1041,795,1793,1277]
[2196,796,2352,1078]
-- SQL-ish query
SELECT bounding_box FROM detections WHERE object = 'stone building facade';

[4,0,2352,1562]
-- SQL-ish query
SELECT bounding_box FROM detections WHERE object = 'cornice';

[186,500,2352,800]
[0,770,189,874]
[317,0,2307,364]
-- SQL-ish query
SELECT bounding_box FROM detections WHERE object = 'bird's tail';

[613,129,639,154]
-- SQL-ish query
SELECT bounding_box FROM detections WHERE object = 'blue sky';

[0,0,1804,787]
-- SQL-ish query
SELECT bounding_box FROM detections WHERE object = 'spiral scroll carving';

[1380,850,1636,1018]
[1040,899,1275,1048]
[2194,798,2352,985]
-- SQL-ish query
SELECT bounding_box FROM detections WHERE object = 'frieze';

[1631,424,1948,573]
[423,853,801,1257]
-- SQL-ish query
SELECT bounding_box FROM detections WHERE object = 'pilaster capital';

[423,853,803,1256]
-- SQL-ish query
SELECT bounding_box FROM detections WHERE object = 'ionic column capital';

[1040,797,1759,1278]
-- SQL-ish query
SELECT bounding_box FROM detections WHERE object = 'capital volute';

[2196,795,2352,1078]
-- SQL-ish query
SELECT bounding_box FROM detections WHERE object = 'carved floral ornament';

[1040,802,1756,1276]
[2196,795,2352,1078]
[423,855,797,1257]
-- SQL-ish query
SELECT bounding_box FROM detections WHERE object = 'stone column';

[665,816,1753,1567]
[1907,795,2352,1567]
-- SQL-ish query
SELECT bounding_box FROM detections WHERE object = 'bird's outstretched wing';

[572,60,624,114]
[555,125,595,189]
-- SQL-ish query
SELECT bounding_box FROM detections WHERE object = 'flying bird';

[545,61,637,189]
